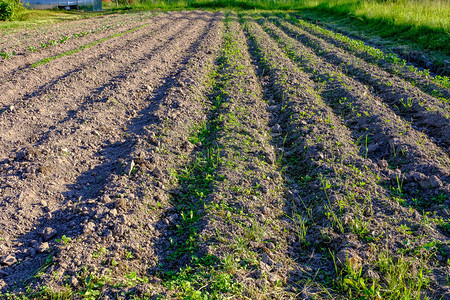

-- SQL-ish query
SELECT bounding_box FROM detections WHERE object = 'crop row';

[280,13,450,92]
[242,14,449,298]
[0,11,223,297]
[259,18,450,216]
[270,17,450,150]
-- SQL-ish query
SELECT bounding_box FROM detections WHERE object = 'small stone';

[37,242,49,253]
[266,242,275,250]
[272,124,282,133]
[259,261,271,273]
[1,254,16,266]
[336,248,362,272]
[42,227,57,241]
[109,208,118,217]
[429,175,443,188]
[153,166,163,178]
[70,276,79,287]
[262,253,274,266]
[115,198,127,211]
[377,159,388,170]
[418,175,442,189]
[124,160,135,176]
[181,141,194,151]
[9,105,15,112]
[267,273,281,283]
[267,105,278,112]
[85,222,95,233]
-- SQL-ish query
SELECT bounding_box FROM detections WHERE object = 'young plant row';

[258,18,450,217]
[242,14,449,299]
[270,17,450,150]
[278,13,450,95]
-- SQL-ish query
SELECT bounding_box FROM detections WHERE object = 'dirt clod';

[1,254,16,266]
[41,227,57,241]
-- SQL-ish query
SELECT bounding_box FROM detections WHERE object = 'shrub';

[0,0,24,21]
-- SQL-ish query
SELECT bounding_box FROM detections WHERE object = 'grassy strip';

[295,0,449,55]
[259,17,450,214]
[30,21,153,68]
[242,14,442,299]
[277,12,450,95]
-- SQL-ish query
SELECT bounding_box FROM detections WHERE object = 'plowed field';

[0,11,449,299]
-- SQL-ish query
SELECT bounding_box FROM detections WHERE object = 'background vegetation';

[1,0,449,57]
[0,0,27,20]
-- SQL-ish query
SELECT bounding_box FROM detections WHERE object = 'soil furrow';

[159,14,299,298]
[277,13,450,100]
[0,11,184,102]
[243,14,449,299]
[258,18,450,216]
[0,11,158,72]
[271,18,450,151]
[0,11,154,46]
[0,13,202,158]
[0,11,223,295]
[0,11,157,53]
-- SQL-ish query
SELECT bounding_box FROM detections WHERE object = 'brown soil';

[0,10,448,300]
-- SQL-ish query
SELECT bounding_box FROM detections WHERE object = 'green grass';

[0,10,98,31]
[295,1,450,55]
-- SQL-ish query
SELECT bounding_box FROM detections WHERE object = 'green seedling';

[55,235,72,244]
[0,51,15,59]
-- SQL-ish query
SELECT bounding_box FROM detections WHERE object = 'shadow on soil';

[0,13,215,294]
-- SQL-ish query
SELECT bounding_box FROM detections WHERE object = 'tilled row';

[0,11,224,296]
[0,11,186,104]
[278,13,450,100]
[243,14,449,299]
[259,18,450,217]
[0,11,160,78]
[271,18,450,152]
[0,11,152,48]
[166,14,299,298]
[0,11,202,158]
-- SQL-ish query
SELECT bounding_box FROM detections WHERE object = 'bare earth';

[0,10,449,299]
